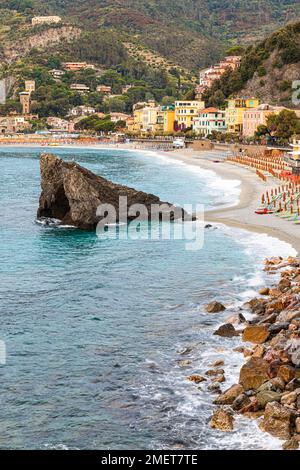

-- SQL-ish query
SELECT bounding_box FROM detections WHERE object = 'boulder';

[260,402,295,439]
[295,417,300,433]
[282,438,299,450]
[242,325,270,344]
[232,393,251,411]
[259,287,270,296]
[212,374,226,383]
[205,301,226,313]
[278,278,291,291]
[244,298,266,315]
[277,311,300,323]
[213,323,239,338]
[209,408,234,432]
[207,383,221,394]
[281,391,298,405]
[206,368,225,377]
[210,360,225,367]
[37,153,188,230]
[239,357,269,390]
[214,384,244,405]
[268,323,290,334]
[177,360,192,368]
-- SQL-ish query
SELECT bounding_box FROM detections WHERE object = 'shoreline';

[1,141,299,254]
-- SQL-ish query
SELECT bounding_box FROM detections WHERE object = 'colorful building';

[19,92,31,115]
[175,100,205,131]
[243,104,290,137]
[63,62,95,72]
[70,84,90,94]
[32,16,61,26]
[25,80,36,94]
[132,100,159,133]
[225,98,260,134]
[193,107,226,136]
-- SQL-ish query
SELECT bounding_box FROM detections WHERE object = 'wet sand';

[159,148,300,255]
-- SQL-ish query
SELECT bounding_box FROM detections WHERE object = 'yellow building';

[132,100,160,133]
[225,98,260,133]
[175,100,205,130]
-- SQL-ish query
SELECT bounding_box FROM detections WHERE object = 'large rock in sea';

[239,357,269,390]
[37,153,189,230]
[260,402,295,439]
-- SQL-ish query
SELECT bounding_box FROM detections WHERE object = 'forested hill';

[1,0,300,69]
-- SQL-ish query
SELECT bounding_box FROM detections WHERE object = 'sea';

[0,146,296,450]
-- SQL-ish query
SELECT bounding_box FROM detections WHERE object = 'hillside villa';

[174,100,205,131]
[62,62,95,72]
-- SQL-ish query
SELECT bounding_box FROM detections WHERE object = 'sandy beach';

[1,141,299,254]
[156,147,300,255]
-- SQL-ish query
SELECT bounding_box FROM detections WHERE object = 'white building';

[70,84,90,94]
[193,107,227,136]
[68,106,96,117]
[32,16,61,26]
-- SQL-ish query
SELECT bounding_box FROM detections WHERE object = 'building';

[49,69,65,80]
[62,62,95,72]
[70,84,90,94]
[193,108,226,136]
[243,104,289,137]
[68,106,96,117]
[284,140,300,175]
[122,85,133,94]
[0,115,32,134]
[0,77,14,105]
[174,100,205,131]
[199,56,242,91]
[32,16,61,26]
[109,113,131,123]
[161,105,175,133]
[97,85,112,94]
[47,117,75,133]
[225,98,260,134]
[25,80,36,93]
[132,100,159,133]
[19,92,31,115]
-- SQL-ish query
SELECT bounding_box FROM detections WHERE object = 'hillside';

[1,0,300,70]
[204,21,300,108]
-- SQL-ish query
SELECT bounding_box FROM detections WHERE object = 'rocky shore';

[198,257,300,449]
[37,153,188,230]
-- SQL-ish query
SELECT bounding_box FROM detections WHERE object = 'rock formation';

[37,153,189,230]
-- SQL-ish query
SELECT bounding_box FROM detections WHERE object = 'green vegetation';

[204,21,300,107]
[74,114,117,133]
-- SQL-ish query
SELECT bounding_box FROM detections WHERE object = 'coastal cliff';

[207,256,300,449]
[37,153,187,230]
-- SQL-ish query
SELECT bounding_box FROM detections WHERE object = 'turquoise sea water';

[0,147,295,450]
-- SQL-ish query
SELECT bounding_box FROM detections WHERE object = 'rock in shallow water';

[260,402,295,439]
[205,301,226,313]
